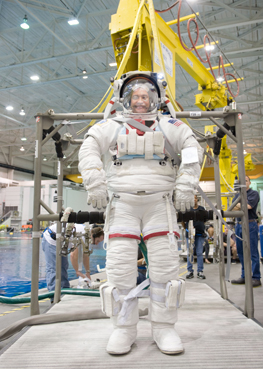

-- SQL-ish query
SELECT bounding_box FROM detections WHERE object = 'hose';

[0,309,106,342]
[0,288,100,305]
[0,306,148,342]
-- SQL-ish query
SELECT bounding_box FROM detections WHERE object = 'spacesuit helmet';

[116,72,163,118]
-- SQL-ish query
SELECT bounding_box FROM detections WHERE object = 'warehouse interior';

[1,0,263,367]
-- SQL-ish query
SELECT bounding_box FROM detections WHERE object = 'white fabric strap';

[164,193,177,251]
[150,280,166,289]
[103,193,116,250]
[150,280,166,303]
[167,280,182,309]
[150,292,165,303]
[118,279,150,324]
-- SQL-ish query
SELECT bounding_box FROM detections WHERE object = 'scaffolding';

[30,107,253,320]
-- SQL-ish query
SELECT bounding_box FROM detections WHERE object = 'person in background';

[70,226,104,279]
[231,175,261,287]
[204,236,211,264]
[137,246,147,285]
[207,224,214,241]
[42,222,71,293]
[185,194,206,280]
[222,226,237,264]
[204,224,214,264]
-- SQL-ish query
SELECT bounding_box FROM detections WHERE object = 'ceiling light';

[243,150,247,154]
[205,44,215,51]
[82,69,88,79]
[109,62,117,67]
[20,146,25,152]
[21,129,27,141]
[68,18,79,25]
[67,164,71,168]
[43,156,47,161]
[30,75,39,81]
[19,108,25,116]
[217,76,224,82]
[20,15,30,30]
[6,105,14,111]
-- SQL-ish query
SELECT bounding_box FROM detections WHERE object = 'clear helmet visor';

[122,78,158,115]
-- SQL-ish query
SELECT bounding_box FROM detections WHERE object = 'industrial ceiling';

[0,0,262,179]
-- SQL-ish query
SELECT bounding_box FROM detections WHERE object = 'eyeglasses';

[131,94,149,101]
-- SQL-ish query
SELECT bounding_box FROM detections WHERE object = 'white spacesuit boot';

[100,283,139,354]
[150,279,185,354]
[106,302,138,355]
[151,322,183,354]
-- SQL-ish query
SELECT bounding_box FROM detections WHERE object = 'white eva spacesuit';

[78,71,203,355]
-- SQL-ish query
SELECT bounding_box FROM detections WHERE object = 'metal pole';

[40,199,55,214]
[214,155,228,299]
[30,117,43,315]
[235,114,254,318]
[54,158,64,303]
[226,195,241,212]
[42,112,104,120]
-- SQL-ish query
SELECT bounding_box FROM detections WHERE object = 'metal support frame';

[214,154,228,300]
[30,112,103,315]
[54,158,63,304]
[235,114,254,318]
[30,108,253,319]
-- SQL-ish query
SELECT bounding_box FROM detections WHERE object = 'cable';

[155,1,179,13]
[185,0,243,80]
[219,167,234,192]
[160,0,241,99]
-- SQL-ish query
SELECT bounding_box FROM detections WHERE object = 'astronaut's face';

[130,88,150,113]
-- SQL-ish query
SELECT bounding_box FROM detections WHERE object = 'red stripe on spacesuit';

[109,234,141,240]
[143,231,180,240]
[165,99,170,104]
[109,100,114,105]
[111,110,116,115]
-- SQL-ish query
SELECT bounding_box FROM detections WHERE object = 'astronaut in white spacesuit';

[78,71,203,355]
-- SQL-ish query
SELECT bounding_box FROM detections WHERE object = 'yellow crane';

[109,0,238,112]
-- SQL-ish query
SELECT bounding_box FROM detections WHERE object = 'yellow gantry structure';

[109,0,233,112]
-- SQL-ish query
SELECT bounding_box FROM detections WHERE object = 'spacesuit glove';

[175,188,194,213]
[174,173,199,212]
[87,185,108,210]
